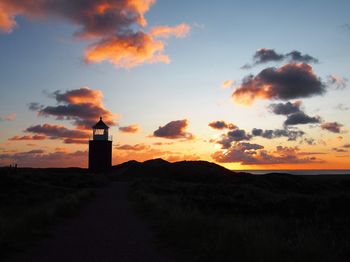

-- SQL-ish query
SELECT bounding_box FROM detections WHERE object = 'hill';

[111,158,244,182]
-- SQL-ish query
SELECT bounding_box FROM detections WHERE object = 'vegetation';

[127,162,350,262]
[0,167,107,261]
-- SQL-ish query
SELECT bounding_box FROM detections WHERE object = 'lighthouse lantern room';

[89,117,112,173]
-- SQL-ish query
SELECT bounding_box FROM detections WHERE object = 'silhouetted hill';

[111,159,239,182]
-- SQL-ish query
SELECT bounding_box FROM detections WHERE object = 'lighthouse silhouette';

[89,117,112,172]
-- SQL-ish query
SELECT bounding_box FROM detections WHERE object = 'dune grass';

[130,176,350,262]
[0,167,108,261]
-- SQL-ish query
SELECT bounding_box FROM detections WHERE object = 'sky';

[0,0,349,169]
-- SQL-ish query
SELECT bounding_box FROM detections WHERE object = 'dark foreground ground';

[1,160,350,262]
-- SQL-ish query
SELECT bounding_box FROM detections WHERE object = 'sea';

[237,170,350,175]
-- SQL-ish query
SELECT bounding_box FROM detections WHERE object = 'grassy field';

[0,167,107,261]
[130,173,350,262]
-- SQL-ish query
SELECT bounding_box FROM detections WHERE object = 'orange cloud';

[150,23,190,38]
[0,0,189,69]
[119,124,140,133]
[222,80,234,89]
[0,112,16,121]
[9,135,46,141]
[115,143,150,151]
[85,32,170,68]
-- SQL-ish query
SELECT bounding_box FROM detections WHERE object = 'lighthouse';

[89,117,112,173]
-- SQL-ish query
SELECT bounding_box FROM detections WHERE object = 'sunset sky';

[0,0,349,169]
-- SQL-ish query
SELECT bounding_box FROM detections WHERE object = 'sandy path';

[19,182,173,262]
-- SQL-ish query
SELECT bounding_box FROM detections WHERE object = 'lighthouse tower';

[89,117,112,173]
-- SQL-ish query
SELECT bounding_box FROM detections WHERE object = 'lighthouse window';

[94,129,105,135]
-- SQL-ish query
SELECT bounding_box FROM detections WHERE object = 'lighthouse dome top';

[92,117,109,129]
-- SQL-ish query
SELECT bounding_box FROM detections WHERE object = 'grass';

[0,167,108,261]
[130,175,350,262]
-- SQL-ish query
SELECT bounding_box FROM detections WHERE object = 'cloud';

[327,75,348,90]
[0,113,16,121]
[332,148,348,153]
[84,32,170,68]
[269,101,302,115]
[222,80,234,89]
[341,24,350,31]
[286,51,319,63]
[0,0,155,36]
[0,0,190,69]
[115,143,150,151]
[233,63,325,105]
[25,123,88,144]
[152,142,174,146]
[24,87,117,145]
[0,149,87,168]
[343,144,350,148]
[267,101,320,127]
[208,121,237,130]
[26,124,87,138]
[215,129,252,149]
[284,112,320,126]
[119,124,140,133]
[150,23,190,38]
[28,102,43,111]
[335,104,350,111]
[320,122,343,133]
[242,48,318,69]
[36,87,117,129]
[252,128,304,141]
[153,119,193,139]
[212,144,322,165]
[9,135,46,141]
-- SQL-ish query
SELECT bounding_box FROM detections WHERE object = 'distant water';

[237,170,350,175]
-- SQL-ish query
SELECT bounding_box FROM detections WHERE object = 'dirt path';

[19,182,173,262]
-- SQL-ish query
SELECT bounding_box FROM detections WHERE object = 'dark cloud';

[332,148,348,153]
[285,51,319,63]
[216,129,252,149]
[301,138,316,145]
[26,124,87,139]
[327,75,348,90]
[343,144,350,148]
[284,112,320,126]
[36,87,117,129]
[212,144,322,165]
[0,149,87,168]
[242,48,318,69]
[208,121,237,130]
[153,119,193,139]
[25,124,88,144]
[28,102,43,111]
[233,63,326,105]
[115,144,150,151]
[119,125,140,133]
[9,135,46,141]
[253,48,284,63]
[0,0,190,69]
[252,128,304,141]
[335,104,350,111]
[269,101,302,115]
[320,122,343,133]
